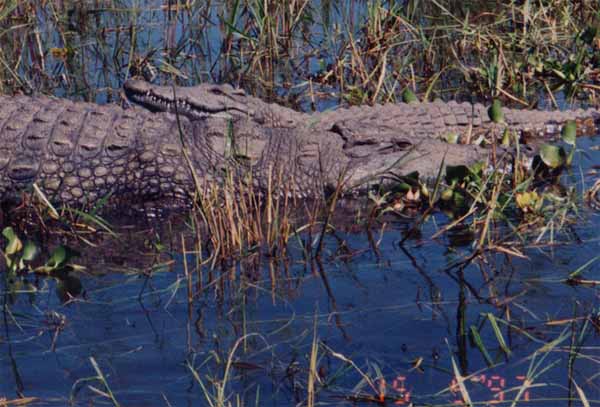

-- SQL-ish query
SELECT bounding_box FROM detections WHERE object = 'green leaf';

[539,144,567,168]
[516,191,540,212]
[38,246,79,273]
[488,99,504,124]
[453,191,465,207]
[22,241,38,262]
[441,188,454,201]
[396,182,412,193]
[487,313,511,356]
[49,246,67,268]
[470,326,494,366]
[2,227,22,256]
[566,148,575,166]
[501,128,511,147]
[469,161,485,176]
[561,121,577,146]
[443,132,459,144]
[420,183,430,198]
[552,68,567,80]
[402,88,418,104]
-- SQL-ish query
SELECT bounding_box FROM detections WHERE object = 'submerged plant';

[2,227,79,276]
[1,226,82,302]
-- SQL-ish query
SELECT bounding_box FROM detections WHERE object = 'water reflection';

[1,206,599,405]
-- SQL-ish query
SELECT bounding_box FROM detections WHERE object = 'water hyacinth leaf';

[2,226,22,256]
[561,121,577,146]
[516,191,540,213]
[39,246,79,273]
[402,88,418,104]
[540,144,566,168]
[441,188,454,201]
[443,132,459,144]
[386,171,421,194]
[501,128,511,147]
[396,182,412,193]
[49,246,67,268]
[488,100,504,124]
[22,241,38,262]
[469,161,485,177]
[453,191,465,207]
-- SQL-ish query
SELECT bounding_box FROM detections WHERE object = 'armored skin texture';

[123,79,600,139]
[0,94,336,207]
[0,82,599,208]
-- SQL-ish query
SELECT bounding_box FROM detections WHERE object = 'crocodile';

[123,79,600,137]
[0,81,598,208]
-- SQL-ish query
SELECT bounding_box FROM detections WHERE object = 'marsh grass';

[0,1,599,105]
[190,170,299,263]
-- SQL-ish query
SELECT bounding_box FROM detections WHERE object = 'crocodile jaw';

[123,79,252,120]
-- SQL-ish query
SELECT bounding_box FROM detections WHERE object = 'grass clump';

[0,1,598,107]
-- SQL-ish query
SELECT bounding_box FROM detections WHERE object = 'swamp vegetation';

[1,0,600,406]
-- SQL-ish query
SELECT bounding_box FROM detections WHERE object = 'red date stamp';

[377,373,531,405]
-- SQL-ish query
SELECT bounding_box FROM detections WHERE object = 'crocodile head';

[123,79,255,121]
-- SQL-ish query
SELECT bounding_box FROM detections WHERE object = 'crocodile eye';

[209,87,224,95]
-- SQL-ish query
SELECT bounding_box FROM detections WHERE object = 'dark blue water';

[2,168,600,406]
